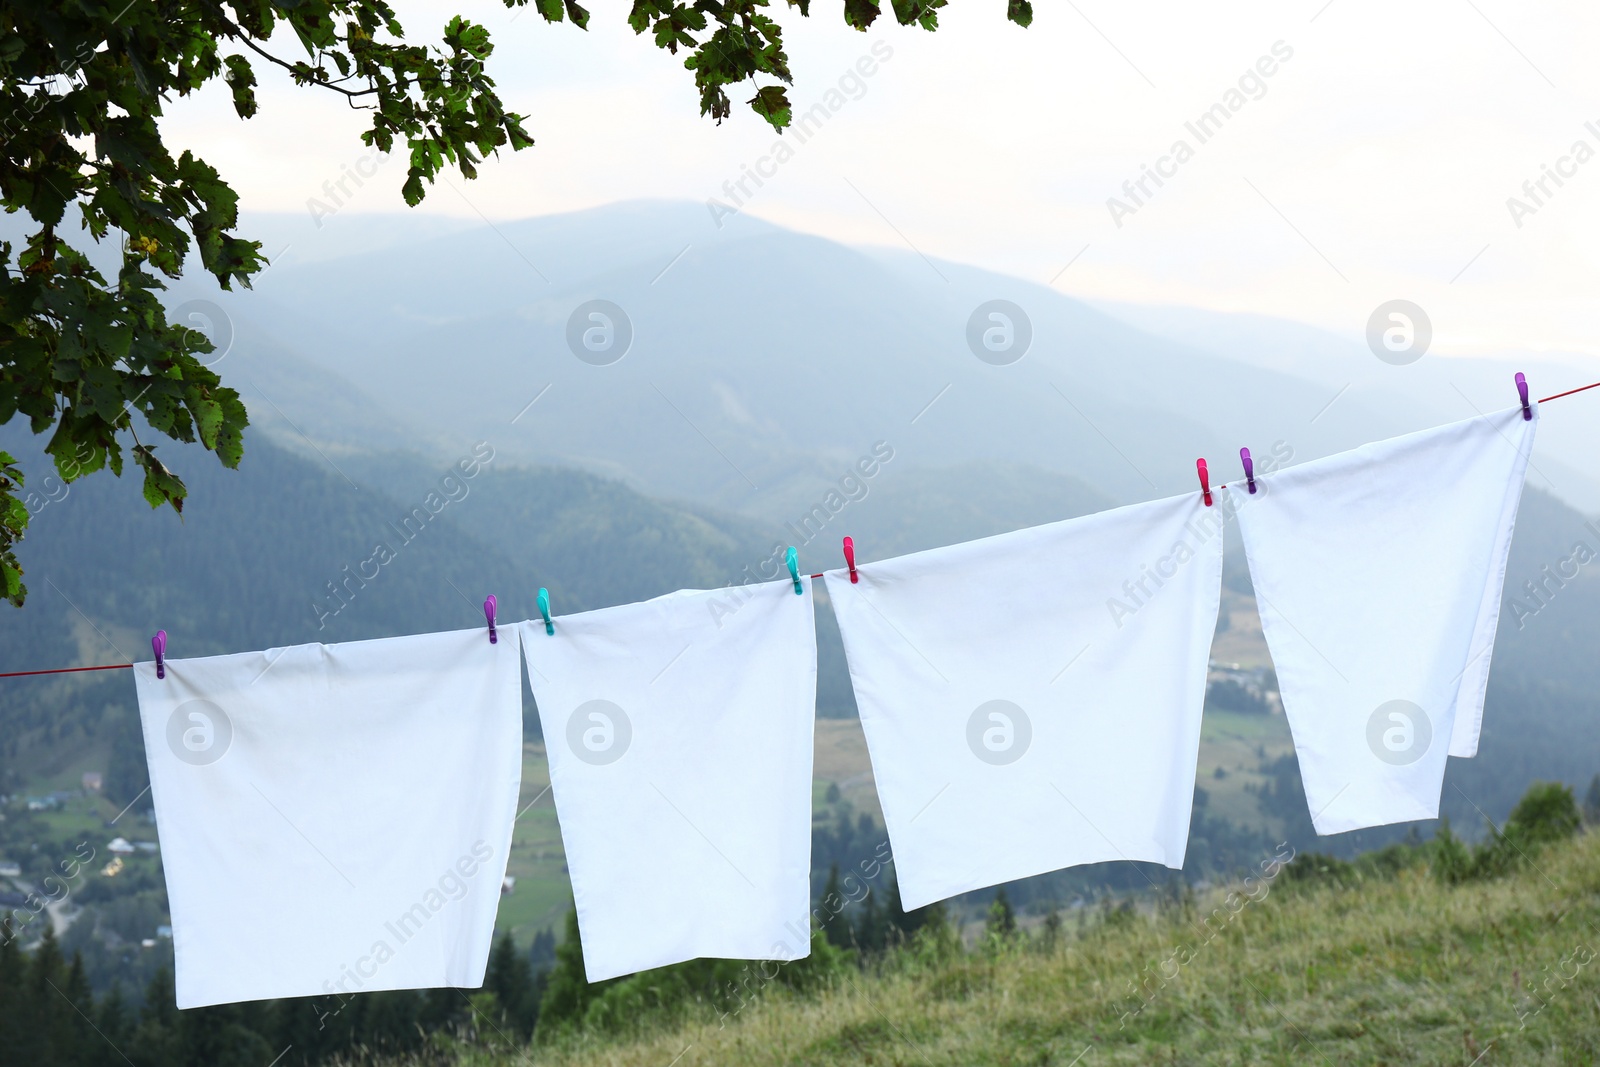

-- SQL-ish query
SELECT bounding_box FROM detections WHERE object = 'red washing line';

[1540,381,1600,404]
[7,377,1600,680]
[0,662,133,679]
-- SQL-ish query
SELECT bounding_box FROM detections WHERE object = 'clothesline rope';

[0,662,133,679]
[1540,380,1600,404]
[6,377,1597,681]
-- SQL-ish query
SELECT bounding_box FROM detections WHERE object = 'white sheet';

[1231,405,1537,834]
[520,578,817,981]
[134,627,523,1009]
[824,493,1223,910]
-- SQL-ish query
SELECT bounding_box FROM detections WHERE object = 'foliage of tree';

[0,0,1032,605]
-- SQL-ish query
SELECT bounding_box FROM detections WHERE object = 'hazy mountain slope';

[187,202,1549,528]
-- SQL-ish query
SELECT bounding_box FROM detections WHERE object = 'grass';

[401,826,1600,1066]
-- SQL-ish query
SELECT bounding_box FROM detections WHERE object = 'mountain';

[149,200,1598,531]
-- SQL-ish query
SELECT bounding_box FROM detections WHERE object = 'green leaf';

[213,389,249,468]
[844,0,880,30]
[1007,0,1033,27]
[890,0,946,29]
[748,85,792,130]
[223,54,259,118]
[0,453,25,601]
[133,446,187,514]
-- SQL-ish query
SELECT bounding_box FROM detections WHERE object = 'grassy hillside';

[397,809,1600,1067]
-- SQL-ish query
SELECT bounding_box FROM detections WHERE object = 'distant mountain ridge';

[150,199,1600,527]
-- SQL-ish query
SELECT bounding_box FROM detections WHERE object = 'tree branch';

[220,20,381,100]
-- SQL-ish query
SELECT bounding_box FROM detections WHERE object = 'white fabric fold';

[824,493,1223,910]
[520,578,817,981]
[1231,405,1537,835]
[134,628,523,1009]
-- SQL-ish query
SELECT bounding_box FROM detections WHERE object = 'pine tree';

[132,968,185,1067]
[536,907,616,1037]
[96,982,132,1051]
[854,886,885,953]
[27,928,73,1065]
[885,876,943,943]
[1041,908,1063,953]
[487,930,539,1039]
[528,927,558,972]
[0,921,26,1062]
[819,865,853,948]
[985,887,1017,940]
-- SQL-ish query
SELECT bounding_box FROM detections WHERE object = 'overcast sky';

[160,0,1600,362]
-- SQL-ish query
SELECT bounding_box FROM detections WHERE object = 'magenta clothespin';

[842,536,859,583]
[1197,459,1213,507]
[152,631,167,680]
[1516,372,1532,420]
[483,595,498,644]
[1240,447,1257,494]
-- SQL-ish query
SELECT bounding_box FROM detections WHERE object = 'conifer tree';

[985,886,1017,940]
[819,864,854,949]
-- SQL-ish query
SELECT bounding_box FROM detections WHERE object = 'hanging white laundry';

[133,627,523,1009]
[1231,405,1537,835]
[521,578,817,981]
[824,494,1223,911]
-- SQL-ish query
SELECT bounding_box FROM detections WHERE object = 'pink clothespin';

[1240,447,1257,494]
[152,631,167,680]
[1196,459,1213,507]
[483,595,498,644]
[1516,372,1532,421]
[842,536,859,583]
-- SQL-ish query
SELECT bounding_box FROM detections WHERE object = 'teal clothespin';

[537,587,554,635]
[786,546,802,595]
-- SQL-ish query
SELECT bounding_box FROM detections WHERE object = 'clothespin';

[1240,447,1257,494]
[1196,459,1213,507]
[786,547,802,594]
[1516,372,1532,421]
[483,595,498,645]
[537,587,553,636]
[842,536,859,584]
[152,631,167,680]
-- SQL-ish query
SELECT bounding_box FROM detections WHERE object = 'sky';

[158,0,1600,362]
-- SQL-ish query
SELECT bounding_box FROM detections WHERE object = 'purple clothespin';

[1516,372,1532,421]
[1240,447,1257,494]
[483,595,498,645]
[152,631,167,680]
